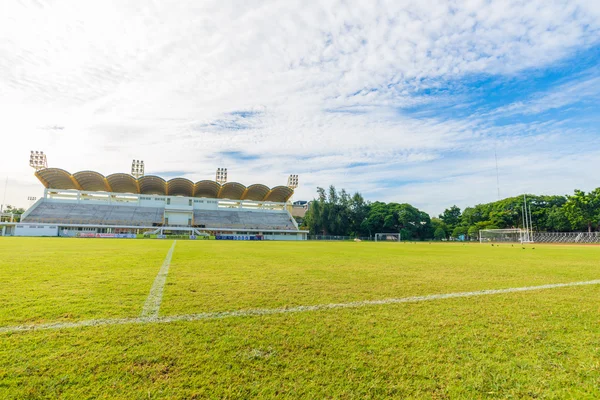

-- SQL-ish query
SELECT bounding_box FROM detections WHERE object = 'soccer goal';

[375,233,400,242]
[479,228,531,243]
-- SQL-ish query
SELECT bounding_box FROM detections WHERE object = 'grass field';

[1,238,600,398]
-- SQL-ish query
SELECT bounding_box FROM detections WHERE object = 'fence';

[308,235,373,241]
[532,232,600,244]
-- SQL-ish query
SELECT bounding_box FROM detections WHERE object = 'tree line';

[302,186,600,240]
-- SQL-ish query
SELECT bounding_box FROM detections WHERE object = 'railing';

[532,232,600,243]
[308,235,373,241]
[20,217,298,231]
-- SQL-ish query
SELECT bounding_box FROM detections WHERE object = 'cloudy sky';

[1,0,599,215]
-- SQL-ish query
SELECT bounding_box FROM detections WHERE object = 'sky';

[1,0,599,216]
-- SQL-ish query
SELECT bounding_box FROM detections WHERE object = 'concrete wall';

[263,233,306,241]
[14,224,59,237]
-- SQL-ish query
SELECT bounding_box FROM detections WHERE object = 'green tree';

[431,217,448,239]
[433,227,446,240]
[545,206,571,232]
[467,225,479,239]
[305,186,371,236]
[564,189,600,232]
[3,205,25,214]
[440,206,461,232]
[451,226,468,239]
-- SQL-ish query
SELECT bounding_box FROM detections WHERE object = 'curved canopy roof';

[35,169,294,202]
[243,184,270,201]
[138,175,167,195]
[73,171,110,192]
[265,186,294,203]
[194,180,221,198]
[106,173,138,194]
[36,168,79,190]
[167,178,194,197]
[219,182,246,200]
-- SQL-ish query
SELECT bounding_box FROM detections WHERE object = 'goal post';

[375,233,400,242]
[479,228,528,243]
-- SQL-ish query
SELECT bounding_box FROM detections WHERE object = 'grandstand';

[1,156,307,240]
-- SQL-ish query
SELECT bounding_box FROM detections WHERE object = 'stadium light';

[287,174,299,189]
[29,151,48,171]
[216,168,228,184]
[131,159,145,178]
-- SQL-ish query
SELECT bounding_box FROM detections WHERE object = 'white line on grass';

[2,279,600,334]
[140,240,176,319]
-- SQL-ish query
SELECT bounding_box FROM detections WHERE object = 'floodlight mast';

[287,174,299,189]
[216,168,228,184]
[29,150,48,171]
[131,160,145,179]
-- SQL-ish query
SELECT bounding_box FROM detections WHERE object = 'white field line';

[140,240,176,319]
[2,279,600,334]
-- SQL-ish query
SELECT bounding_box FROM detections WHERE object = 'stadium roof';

[35,168,294,202]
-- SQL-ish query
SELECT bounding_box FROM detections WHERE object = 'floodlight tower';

[287,174,299,189]
[216,168,228,184]
[29,151,48,171]
[131,160,145,178]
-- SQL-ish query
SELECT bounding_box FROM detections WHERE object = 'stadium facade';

[1,165,308,240]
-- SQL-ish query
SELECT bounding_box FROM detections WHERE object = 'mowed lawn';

[1,238,600,398]
[0,238,172,325]
[161,241,600,314]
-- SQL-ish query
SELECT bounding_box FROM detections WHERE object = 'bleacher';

[23,202,164,226]
[193,209,296,230]
[22,201,297,230]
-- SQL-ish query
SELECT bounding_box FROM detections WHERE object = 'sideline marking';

[2,279,600,334]
[140,240,176,319]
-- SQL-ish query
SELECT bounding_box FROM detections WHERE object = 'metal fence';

[532,232,600,243]
[309,232,600,243]
[308,235,373,241]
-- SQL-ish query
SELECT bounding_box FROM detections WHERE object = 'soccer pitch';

[1,239,600,398]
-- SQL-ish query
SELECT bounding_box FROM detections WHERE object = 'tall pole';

[523,195,530,242]
[528,200,534,241]
[521,204,526,243]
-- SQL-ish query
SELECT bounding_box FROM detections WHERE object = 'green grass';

[1,238,600,398]
[0,238,172,324]
[162,241,600,314]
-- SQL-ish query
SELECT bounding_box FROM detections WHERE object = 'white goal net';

[375,233,400,242]
[479,228,529,243]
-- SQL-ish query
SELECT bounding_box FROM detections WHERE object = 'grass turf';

[0,238,172,325]
[161,241,600,314]
[1,238,600,398]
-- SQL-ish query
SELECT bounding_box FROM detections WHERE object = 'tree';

[564,189,600,233]
[467,225,479,239]
[545,206,571,232]
[452,226,468,239]
[305,186,371,236]
[3,205,25,214]
[440,206,461,232]
[431,217,448,239]
[433,227,446,240]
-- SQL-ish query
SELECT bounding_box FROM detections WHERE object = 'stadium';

[1,152,307,240]
[3,2,600,397]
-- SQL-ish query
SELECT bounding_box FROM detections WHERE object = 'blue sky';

[1,0,599,215]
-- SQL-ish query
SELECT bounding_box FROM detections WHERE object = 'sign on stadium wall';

[215,235,263,241]
[76,233,136,239]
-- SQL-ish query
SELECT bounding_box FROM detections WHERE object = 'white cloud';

[0,0,599,214]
